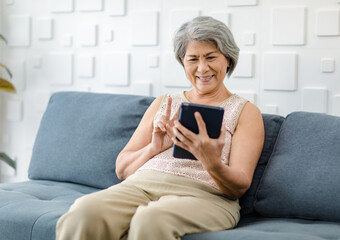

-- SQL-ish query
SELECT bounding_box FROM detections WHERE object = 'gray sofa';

[1,91,340,240]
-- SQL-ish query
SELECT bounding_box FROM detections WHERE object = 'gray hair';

[173,16,239,78]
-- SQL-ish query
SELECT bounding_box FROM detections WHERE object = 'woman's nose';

[197,60,209,73]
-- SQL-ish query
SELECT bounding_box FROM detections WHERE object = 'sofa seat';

[0,180,99,240]
[184,217,340,240]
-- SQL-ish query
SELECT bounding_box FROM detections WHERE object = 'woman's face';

[183,41,229,94]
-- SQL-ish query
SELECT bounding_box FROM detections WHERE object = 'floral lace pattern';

[138,92,248,190]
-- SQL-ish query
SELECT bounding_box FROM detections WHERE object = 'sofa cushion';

[0,180,98,240]
[239,114,285,217]
[254,112,340,221]
[28,92,155,189]
[183,217,340,240]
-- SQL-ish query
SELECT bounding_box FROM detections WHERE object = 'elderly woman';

[56,16,264,240]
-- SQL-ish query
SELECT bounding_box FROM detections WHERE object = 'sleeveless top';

[138,91,248,190]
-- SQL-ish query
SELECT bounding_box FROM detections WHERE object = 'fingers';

[154,122,166,132]
[165,123,174,139]
[171,112,207,145]
[172,135,191,153]
[173,120,197,140]
[172,113,226,163]
[155,115,167,132]
[172,113,223,147]
[156,96,172,132]
[194,112,208,136]
[171,126,192,153]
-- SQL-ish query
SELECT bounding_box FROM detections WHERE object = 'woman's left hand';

[172,112,225,170]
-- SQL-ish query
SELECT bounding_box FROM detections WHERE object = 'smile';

[197,75,214,82]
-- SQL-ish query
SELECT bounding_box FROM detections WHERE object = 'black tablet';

[172,102,224,160]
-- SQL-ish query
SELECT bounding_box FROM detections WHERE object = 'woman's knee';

[130,204,171,233]
[61,195,106,227]
[56,195,109,239]
[136,204,161,221]
[128,204,181,240]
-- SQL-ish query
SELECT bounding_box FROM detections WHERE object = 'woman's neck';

[184,87,232,106]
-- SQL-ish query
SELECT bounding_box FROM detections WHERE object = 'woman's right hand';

[150,96,179,155]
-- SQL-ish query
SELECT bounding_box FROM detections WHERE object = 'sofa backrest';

[28,92,155,189]
[239,113,285,217]
[254,112,340,222]
[28,91,286,212]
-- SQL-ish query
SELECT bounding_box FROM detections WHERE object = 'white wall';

[1,0,340,182]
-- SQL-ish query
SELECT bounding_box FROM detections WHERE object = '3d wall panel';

[162,53,190,88]
[102,53,130,86]
[36,18,53,40]
[233,53,254,78]
[103,28,114,42]
[235,91,256,104]
[46,53,73,85]
[78,24,98,47]
[263,53,298,91]
[242,32,255,46]
[170,10,200,37]
[227,0,257,7]
[148,55,159,68]
[131,11,159,46]
[107,0,126,16]
[62,35,73,47]
[132,82,152,96]
[51,0,74,13]
[6,15,31,47]
[316,10,340,36]
[321,58,335,73]
[210,12,230,27]
[32,56,42,68]
[77,55,95,78]
[265,105,279,114]
[78,0,103,12]
[272,7,306,45]
[302,88,328,113]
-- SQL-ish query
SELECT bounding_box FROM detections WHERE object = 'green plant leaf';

[0,63,13,79]
[0,34,8,44]
[0,78,16,93]
[0,152,16,170]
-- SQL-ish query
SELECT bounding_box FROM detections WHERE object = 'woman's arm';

[172,102,264,198]
[116,95,179,180]
[207,103,264,198]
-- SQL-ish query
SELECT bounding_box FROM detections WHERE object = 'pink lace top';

[138,91,248,190]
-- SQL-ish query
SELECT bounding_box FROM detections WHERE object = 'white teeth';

[198,75,213,80]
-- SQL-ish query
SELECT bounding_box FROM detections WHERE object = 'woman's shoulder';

[222,94,262,133]
[238,101,263,127]
[242,101,262,117]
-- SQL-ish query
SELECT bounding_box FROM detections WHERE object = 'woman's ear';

[226,57,231,73]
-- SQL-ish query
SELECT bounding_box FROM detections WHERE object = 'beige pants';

[56,170,240,240]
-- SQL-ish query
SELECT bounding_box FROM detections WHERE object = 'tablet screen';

[172,103,224,160]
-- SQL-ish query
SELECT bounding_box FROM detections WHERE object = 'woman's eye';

[207,56,216,60]
[188,59,197,62]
